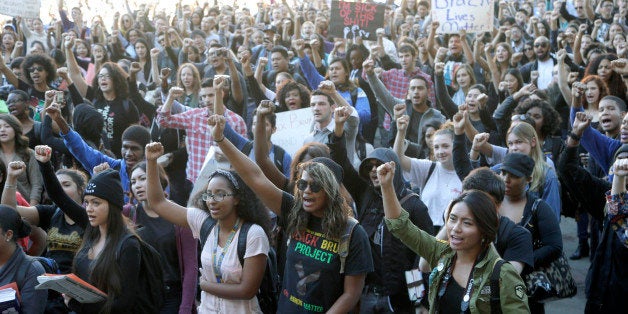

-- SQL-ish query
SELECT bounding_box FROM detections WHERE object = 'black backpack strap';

[199,217,217,249]
[273,145,286,173]
[350,88,358,107]
[423,162,437,187]
[490,259,506,314]
[116,234,135,260]
[399,192,419,206]
[237,222,253,267]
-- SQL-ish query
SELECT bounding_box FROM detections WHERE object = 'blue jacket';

[570,106,621,177]
[61,128,131,202]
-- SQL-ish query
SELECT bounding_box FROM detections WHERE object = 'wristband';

[214,137,225,143]
[568,132,581,141]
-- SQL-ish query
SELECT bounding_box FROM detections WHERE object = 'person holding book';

[145,142,271,313]
[62,169,148,313]
[0,205,47,314]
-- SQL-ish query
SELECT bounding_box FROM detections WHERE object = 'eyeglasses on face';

[296,179,323,193]
[6,98,25,105]
[97,74,111,80]
[511,114,530,121]
[201,192,235,202]
[28,66,44,73]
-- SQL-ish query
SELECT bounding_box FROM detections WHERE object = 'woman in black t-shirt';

[207,113,373,313]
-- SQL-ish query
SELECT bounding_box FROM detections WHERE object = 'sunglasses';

[511,114,530,121]
[28,66,44,73]
[534,43,548,48]
[296,179,323,193]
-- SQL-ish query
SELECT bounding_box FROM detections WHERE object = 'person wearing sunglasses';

[207,113,373,313]
[519,37,556,89]
[377,163,530,313]
[0,53,57,103]
[145,141,272,313]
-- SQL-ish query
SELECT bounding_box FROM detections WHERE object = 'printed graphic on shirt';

[47,227,82,252]
[282,228,340,313]
[97,106,114,142]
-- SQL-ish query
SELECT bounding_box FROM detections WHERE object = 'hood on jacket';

[358,147,406,196]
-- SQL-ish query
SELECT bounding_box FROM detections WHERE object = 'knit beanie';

[311,157,343,184]
[84,169,125,209]
[122,125,151,148]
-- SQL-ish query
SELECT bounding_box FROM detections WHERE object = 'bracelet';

[214,137,225,143]
[568,132,581,141]
[5,184,16,189]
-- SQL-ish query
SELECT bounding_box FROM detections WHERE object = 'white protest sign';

[0,0,41,18]
[271,108,313,156]
[432,0,494,34]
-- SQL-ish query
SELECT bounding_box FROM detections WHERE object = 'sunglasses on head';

[296,179,323,193]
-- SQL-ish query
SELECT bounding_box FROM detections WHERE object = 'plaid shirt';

[376,68,435,130]
[156,108,247,182]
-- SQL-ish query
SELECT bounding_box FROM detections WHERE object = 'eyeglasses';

[296,179,323,193]
[511,114,529,121]
[97,74,111,80]
[201,192,235,202]
[534,42,548,48]
[575,6,584,9]
[6,99,25,105]
[28,66,44,73]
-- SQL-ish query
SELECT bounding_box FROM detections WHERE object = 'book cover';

[36,273,107,303]
[0,282,21,313]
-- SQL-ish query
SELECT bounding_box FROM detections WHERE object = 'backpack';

[241,141,286,175]
[490,259,506,314]
[116,234,165,314]
[15,255,60,288]
[200,218,279,314]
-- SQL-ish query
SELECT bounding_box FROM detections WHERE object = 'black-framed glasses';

[28,66,44,73]
[6,99,25,105]
[97,74,111,80]
[534,42,548,48]
[296,179,323,193]
[201,192,235,202]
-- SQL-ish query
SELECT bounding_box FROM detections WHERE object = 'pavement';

[545,217,588,313]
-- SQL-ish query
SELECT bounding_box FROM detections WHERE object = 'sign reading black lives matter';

[329,0,386,40]
[432,0,494,33]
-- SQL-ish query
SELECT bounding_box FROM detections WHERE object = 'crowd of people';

[0,0,627,313]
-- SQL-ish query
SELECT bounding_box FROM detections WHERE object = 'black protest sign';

[329,0,385,40]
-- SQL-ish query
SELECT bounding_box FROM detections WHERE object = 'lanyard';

[436,251,485,314]
[212,218,241,283]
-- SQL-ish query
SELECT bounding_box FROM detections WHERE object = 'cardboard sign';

[271,108,313,156]
[329,0,386,40]
[432,0,494,34]
[0,0,41,18]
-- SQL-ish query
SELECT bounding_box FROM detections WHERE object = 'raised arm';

[473,36,490,73]
[253,101,290,190]
[2,161,39,225]
[64,36,88,97]
[210,114,284,215]
[0,52,19,87]
[557,49,574,107]
[393,114,413,172]
[484,44,501,92]
[145,142,189,228]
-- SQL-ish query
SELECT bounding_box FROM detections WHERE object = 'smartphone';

[215,74,231,85]
[55,91,65,104]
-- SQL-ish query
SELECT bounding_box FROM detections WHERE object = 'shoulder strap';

[490,259,506,314]
[123,99,130,114]
[399,192,419,206]
[423,162,437,187]
[237,222,253,267]
[241,141,253,156]
[116,234,136,260]
[200,217,217,249]
[350,88,358,107]
[338,217,359,274]
[273,145,286,172]
[522,198,542,228]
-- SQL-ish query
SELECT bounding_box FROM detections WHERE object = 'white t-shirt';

[187,208,269,313]
[536,58,555,89]
[405,159,462,226]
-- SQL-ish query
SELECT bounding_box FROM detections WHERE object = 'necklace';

[212,218,241,283]
[436,250,486,313]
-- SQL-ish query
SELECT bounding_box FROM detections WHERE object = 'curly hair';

[277,81,311,112]
[288,162,349,239]
[21,54,57,86]
[344,44,369,69]
[0,115,31,162]
[91,62,129,101]
[585,54,627,99]
[514,99,561,139]
[190,170,271,238]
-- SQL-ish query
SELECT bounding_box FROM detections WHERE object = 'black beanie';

[312,157,344,184]
[122,125,151,148]
[84,169,125,209]
[73,104,104,147]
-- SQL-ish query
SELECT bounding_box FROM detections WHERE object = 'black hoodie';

[328,133,433,309]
